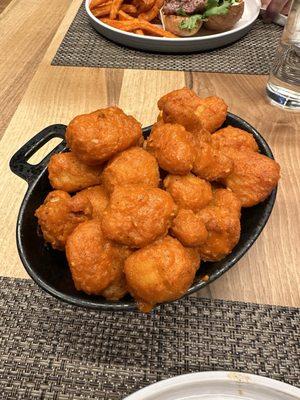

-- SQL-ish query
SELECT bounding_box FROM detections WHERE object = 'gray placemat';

[0,277,299,399]
[52,2,283,74]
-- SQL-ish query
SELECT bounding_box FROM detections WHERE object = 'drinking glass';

[266,0,300,110]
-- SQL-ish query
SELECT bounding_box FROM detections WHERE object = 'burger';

[204,0,244,31]
[161,0,244,37]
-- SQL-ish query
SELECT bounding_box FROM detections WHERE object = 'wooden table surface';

[0,0,299,307]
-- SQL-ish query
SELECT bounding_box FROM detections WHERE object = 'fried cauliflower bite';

[194,96,228,133]
[66,220,128,297]
[102,147,160,194]
[146,123,196,175]
[211,126,259,153]
[124,236,196,312]
[211,188,241,218]
[74,185,109,220]
[164,174,213,212]
[102,184,177,248]
[158,88,227,134]
[159,94,203,134]
[223,148,280,207]
[196,188,242,261]
[185,247,201,271]
[101,246,132,301]
[66,107,142,165]
[171,209,208,247]
[35,190,92,251]
[198,205,241,261]
[157,88,212,144]
[193,141,233,182]
[158,87,202,111]
[48,152,102,193]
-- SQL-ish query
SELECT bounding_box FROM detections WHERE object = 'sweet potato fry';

[110,0,124,19]
[118,10,134,20]
[135,29,144,35]
[121,4,138,14]
[101,18,137,30]
[92,3,112,17]
[142,21,177,37]
[138,0,164,21]
[134,0,155,12]
[90,0,109,10]
[101,18,177,37]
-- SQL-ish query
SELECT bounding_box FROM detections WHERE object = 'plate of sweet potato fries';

[85,0,260,52]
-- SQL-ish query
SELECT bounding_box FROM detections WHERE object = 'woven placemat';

[0,277,299,399]
[52,2,283,74]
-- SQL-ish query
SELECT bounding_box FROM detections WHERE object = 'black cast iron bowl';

[10,113,277,311]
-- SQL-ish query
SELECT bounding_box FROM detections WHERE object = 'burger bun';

[163,15,203,37]
[204,0,244,32]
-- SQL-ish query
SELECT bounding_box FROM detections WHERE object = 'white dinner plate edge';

[123,371,300,399]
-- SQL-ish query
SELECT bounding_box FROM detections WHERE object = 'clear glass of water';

[266,0,300,110]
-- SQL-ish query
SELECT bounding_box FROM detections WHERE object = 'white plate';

[85,0,260,52]
[124,371,300,400]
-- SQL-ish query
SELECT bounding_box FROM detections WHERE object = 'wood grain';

[188,72,300,306]
[0,0,14,14]
[0,0,72,137]
[0,0,299,307]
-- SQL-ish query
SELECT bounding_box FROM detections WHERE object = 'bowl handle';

[9,124,67,185]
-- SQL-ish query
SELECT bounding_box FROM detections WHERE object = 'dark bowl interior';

[12,113,277,310]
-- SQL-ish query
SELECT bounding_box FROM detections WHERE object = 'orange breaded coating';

[161,101,203,136]
[102,184,177,248]
[66,107,142,165]
[157,88,212,144]
[48,152,102,193]
[146,123,196,175]
[102,146,160,194]
[158,88,227,135]
[124,236,196,311]
[185,247,201,271]
[198,206,241,261]
[171,209,208,247]
[158,87,202,111]
[211,188,241,218]
[75,185,109,220]
[101,246,132,301]
[194,96,228,133]
[159,93,202,134]
[35,190,92,250]
[194,128,213,145]
[193,141,233,182]
[164,173,212,212]
[211,126,259,152]
[223,148,280,207]
[66,220,127,297]
[101,275,127,301]
[195,188,241,261]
